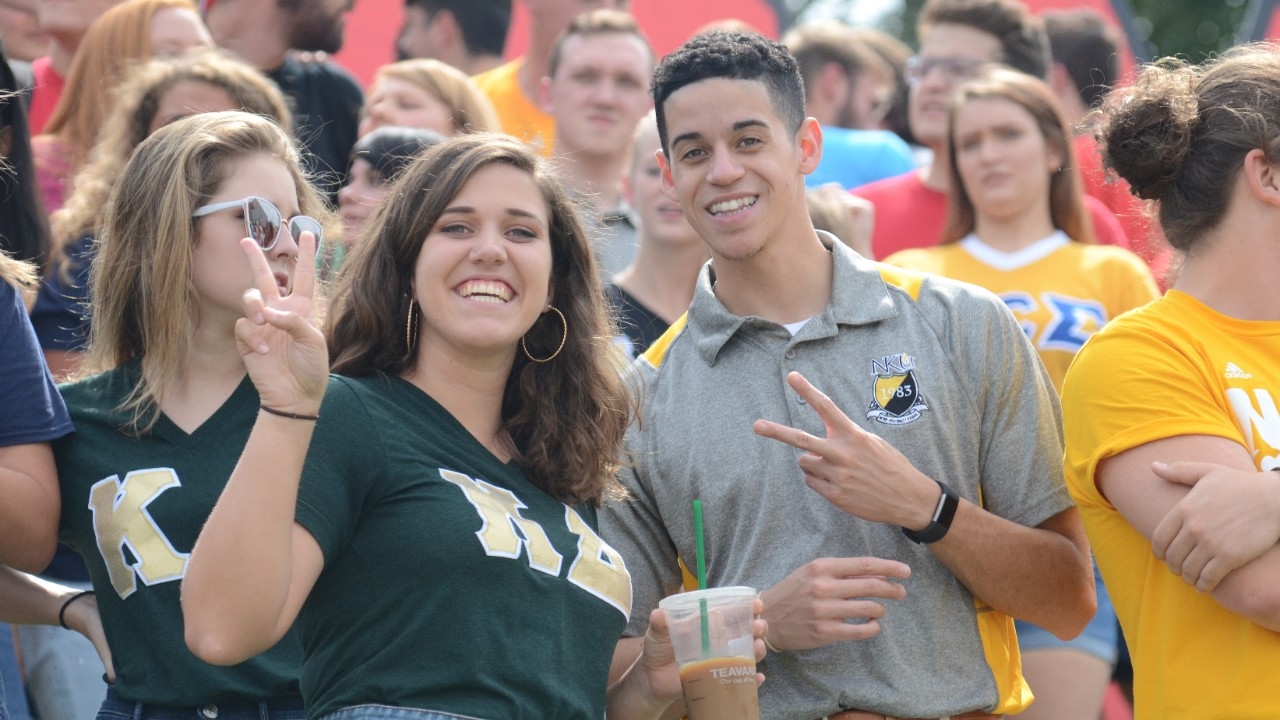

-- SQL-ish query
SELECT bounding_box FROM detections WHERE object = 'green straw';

[693,499,710,656]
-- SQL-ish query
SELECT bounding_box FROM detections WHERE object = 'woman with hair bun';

[1061,44,1280,719]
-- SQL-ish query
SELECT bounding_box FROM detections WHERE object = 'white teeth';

[459,280,512,302]
[709,196,757,215]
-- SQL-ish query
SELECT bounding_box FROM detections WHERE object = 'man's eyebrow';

[669,119,770,149]
[670,130,703,149]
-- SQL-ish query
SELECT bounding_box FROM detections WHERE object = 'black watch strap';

[901,479,959,544]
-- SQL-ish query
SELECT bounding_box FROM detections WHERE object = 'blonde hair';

[52,52,291,269]
[0,254,38,290]
[365,59,500,135]
[42,0,201,171]
[87,111,330,432]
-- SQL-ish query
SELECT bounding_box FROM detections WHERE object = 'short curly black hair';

[651,31,806,155]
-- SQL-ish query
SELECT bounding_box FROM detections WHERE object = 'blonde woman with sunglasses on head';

[50,110,329,720]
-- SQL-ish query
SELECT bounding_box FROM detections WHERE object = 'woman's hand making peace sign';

[235,233,329,417]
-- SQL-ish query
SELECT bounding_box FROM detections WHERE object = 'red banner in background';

[331,0,1143,92]
[331,0,402,89]
[331,0,780,90]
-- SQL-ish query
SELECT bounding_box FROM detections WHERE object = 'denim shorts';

[318,707,486,720]
[1015,563,1119,665]
[96,687,306,720]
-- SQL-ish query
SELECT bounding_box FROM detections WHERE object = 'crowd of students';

[1,0,1278,719]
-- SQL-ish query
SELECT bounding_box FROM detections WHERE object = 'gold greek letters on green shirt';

[87,468,189,598]
[441,469,632,614]
[440,469,564,575]
[563,506,632,615]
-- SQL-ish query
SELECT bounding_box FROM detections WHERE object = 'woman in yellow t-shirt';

[1060,45,1280,719]
[885,68,1157,720]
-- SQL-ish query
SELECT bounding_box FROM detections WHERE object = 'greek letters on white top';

[998,291,1106,354]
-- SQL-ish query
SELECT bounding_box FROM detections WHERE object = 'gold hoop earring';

[405,298,419,354]
[521,305,567,363]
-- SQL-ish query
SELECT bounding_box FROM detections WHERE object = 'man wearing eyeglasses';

[852,0,1128,260]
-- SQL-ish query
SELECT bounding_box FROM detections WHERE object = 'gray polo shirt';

[600,235,1070,719]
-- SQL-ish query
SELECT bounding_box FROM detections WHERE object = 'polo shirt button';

[201,705,218,718]
[785,349,796,359]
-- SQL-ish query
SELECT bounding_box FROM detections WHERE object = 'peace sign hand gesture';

[752,371,940,530]
[235,233,328,415]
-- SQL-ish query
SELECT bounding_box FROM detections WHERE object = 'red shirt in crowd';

[854,169,1130,260]
[28,56,66,135]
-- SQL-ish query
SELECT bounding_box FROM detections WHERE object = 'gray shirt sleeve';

[923,277,1072,526]
[599,381,685,638]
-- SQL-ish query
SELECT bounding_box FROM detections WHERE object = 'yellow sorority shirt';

[884,232,1159,391]
[1061,290,1280,719]
[471,58,555,157]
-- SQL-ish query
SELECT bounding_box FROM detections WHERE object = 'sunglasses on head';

[192,195,324,251]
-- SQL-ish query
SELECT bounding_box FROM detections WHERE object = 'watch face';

[901,480,958,544]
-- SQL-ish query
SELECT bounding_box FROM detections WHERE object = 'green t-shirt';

[295,373,632,719]
[54,364,302,706]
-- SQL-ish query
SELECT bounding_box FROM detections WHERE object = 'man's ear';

[797,117,823,175]
[657,148,680,203]
[538,76,555,114]
[431,8,460,51]
[1048,63,1077,100]
[817,62,848,109]
[621,172,635,205]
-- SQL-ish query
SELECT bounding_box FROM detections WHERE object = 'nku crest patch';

[867,353,928,425]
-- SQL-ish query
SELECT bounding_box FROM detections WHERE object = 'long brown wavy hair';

[327,133,632,506]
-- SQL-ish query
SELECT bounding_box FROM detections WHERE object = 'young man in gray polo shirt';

[600,31,1095,720]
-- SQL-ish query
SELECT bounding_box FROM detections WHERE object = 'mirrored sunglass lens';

[290,217,324,245]
[245,198,283,249]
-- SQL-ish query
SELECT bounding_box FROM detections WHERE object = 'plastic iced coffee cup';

[658,586,759,720]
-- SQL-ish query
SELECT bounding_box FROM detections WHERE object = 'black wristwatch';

[901,479,959,544]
